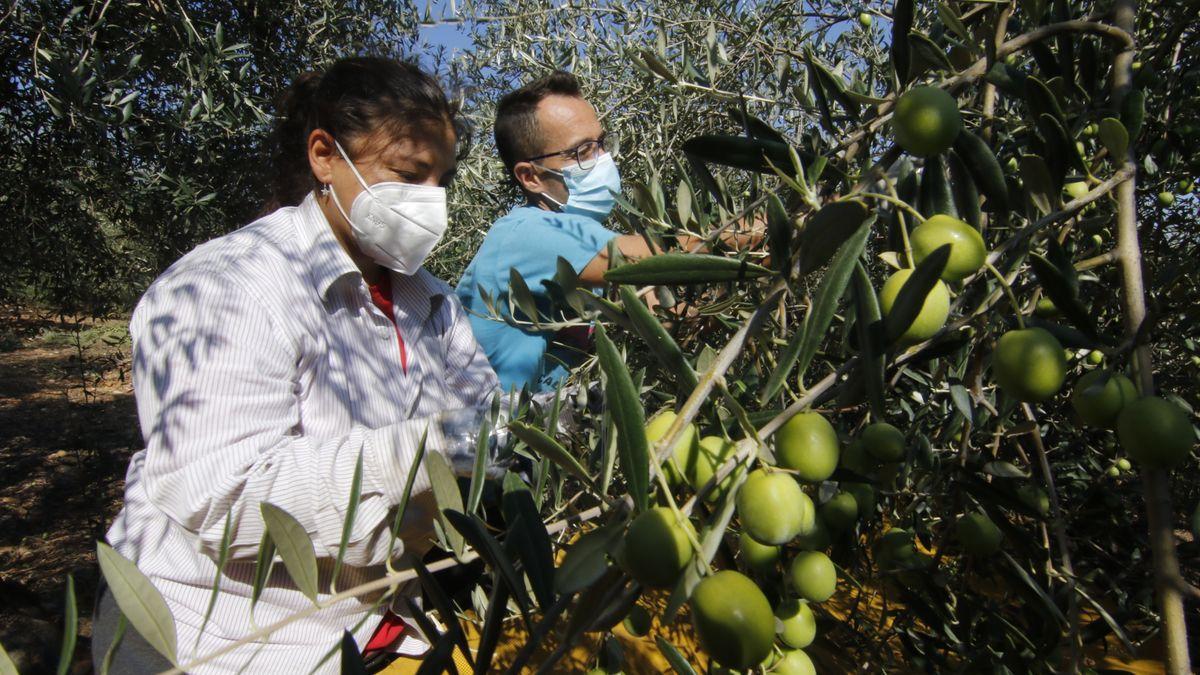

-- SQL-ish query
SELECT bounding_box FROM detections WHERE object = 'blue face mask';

[538,153,621,222]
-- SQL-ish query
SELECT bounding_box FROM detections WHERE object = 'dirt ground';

[0,307,140,674]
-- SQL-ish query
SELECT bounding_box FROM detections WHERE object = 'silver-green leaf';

[260,502,319,603]
[95,542,177,665]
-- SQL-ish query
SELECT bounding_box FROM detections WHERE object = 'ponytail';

[265,72,322,213]
[263,57,464,213]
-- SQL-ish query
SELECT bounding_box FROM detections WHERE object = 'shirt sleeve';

[129,266,452,566]
[499,211,619,292]
[439,291,502,410]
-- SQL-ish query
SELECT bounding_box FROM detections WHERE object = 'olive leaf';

[766,192,793,274]
[798,199,872,274]
[1121,89,1145,141]
[594,323,650,512]
[1098,117,1129,160]
[1028,253,1099,339]
[619,284,698,394]
[639,49,679,83]
[340,630,369,675]
[501,478,557,610]
[260,502,319,603]
[953,129,1010,213]
[411,557,475,670]
[807,57,836,131]
[425,451,466,556]
[727,107,788,144]
[656,636,699,675]
[682,134,791,174]
[604,253,771,285]
[907,32,954,78]
[330,450,363,593]
[466,411,492,513]
[852,262,887,419]
[55,574,77,675]
[675,181,694,226]
[918,154,957,218]
[555,523,623,594]
[763,213,871,399]
[937,3,973,43]
[979,458,1027,475]
[883,244,951,345]
[508,268,542,326]
[473,576,511,674]
[251,527,276,612]
[805,53,861,120]
[444,509,534,622]
[96,542,177,666]
[0,643,17,675]
[508,420,593,485]
[891,0,915,83]
[1079,38,1100,98]
[947,150,983,227]
[1025,76,1067,126]
[1019,155,1055,215]
[985,62,1027,97]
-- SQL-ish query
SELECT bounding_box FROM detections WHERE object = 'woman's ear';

[308,129,338,186]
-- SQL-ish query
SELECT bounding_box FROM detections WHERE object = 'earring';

[320,184,331,198]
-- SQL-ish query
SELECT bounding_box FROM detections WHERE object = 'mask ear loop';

[324,182,355,225]
[528,161,568,211]
[539,191,566,210]
[322,139,369,226]
[333,139,376,196]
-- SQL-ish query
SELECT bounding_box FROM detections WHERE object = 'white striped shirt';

[106,194,498,673]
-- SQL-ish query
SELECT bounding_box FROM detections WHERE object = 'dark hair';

[266,56,466,211]
[493,71,583,180]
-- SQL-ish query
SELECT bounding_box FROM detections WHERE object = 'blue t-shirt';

[455,205,618,393]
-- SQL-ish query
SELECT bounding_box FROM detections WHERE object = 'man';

[456,71,758,394]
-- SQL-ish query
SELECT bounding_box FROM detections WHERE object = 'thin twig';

[158,502,621,675]
[1021,404,1081,672]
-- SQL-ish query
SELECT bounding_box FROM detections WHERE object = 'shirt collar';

[297,192,361,300]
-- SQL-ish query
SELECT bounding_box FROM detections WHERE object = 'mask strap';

[333,139,374,195]
[530,161,565,178]
[325,182,355,225]
[528,161,567,210]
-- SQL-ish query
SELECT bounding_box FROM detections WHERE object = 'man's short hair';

[494,71,583,179]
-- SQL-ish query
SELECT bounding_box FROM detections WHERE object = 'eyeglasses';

[524,131,617,172]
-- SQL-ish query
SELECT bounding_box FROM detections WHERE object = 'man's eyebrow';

[565,131,604,148]
[529,129,600,159]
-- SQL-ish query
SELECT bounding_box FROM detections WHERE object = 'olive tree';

[0,0,419,314]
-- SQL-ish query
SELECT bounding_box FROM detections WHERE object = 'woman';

[92,56,498,674]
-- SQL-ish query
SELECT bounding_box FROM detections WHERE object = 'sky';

[414,0,479,66]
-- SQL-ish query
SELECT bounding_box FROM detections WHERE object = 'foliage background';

[4,0,1196,312]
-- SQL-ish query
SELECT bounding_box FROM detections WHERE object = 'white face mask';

[325,139,448,275]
